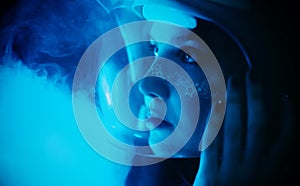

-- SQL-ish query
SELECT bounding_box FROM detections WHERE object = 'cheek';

[166,94,181,123]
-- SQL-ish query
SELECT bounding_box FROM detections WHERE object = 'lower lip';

[130,119,173,145]
[146,117,172,129]
[148,120,174,145]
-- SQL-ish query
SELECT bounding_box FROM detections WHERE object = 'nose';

[138,77,170,100]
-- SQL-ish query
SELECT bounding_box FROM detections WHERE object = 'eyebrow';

[151,34,201,49]
[182,39,201,49]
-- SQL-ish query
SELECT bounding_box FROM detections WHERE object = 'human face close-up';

[96,20,213,158]
[1,0,296,185]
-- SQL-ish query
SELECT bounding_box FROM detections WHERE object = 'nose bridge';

[126,42,155,83]
[138,76,170,100]
[129,50,171,100]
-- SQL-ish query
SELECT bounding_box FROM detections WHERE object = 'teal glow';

[0,62,130,185]
[142,5,197,29]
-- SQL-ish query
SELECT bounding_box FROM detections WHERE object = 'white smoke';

[0,0,129,185]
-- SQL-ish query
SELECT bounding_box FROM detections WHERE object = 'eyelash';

[149,41,195,64]
[178,51,195,63]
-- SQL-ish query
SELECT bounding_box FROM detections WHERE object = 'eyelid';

[149,41,196,63]
[177,50,195,63]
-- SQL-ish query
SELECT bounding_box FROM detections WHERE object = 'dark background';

[0,0,298,185]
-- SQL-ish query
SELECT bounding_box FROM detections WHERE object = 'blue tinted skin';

[193,72,296,185]
[102,8,296,186]
[124,71,296,186]
[0,0,296,185]
[96,14,296,185]
[96,23,211,157]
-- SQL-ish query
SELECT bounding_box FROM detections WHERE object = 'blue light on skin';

[96,22,211,158]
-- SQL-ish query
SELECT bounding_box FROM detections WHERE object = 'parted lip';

[145,105,173,124]
[146,116,174,130]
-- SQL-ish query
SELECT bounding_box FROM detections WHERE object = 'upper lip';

[146,115,174,130]
[140,104,175,130]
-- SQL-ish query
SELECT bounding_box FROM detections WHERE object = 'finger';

[194,134,220,186]
[264,95,296,176]
[222,75,245,166]
[245,71,266,161]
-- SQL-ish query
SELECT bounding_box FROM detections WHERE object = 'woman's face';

[97,22,211,158]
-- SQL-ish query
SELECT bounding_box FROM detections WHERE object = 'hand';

[194,71,296,186]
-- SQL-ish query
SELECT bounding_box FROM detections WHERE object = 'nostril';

[138,77,170,100]
[148,93,157,98]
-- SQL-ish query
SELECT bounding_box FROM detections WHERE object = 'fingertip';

[228,74,242,89]
[197,135,219,183]
[226,74,245,104]
[246,70,263,101]
[280,93,296,132]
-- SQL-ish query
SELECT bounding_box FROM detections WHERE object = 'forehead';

[149,22,201,50]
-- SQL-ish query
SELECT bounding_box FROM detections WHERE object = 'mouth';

[145,116,174,130]
[132,105,175,146]
[147,117,175,145]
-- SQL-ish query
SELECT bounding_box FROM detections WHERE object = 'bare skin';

[194,72,296,186]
